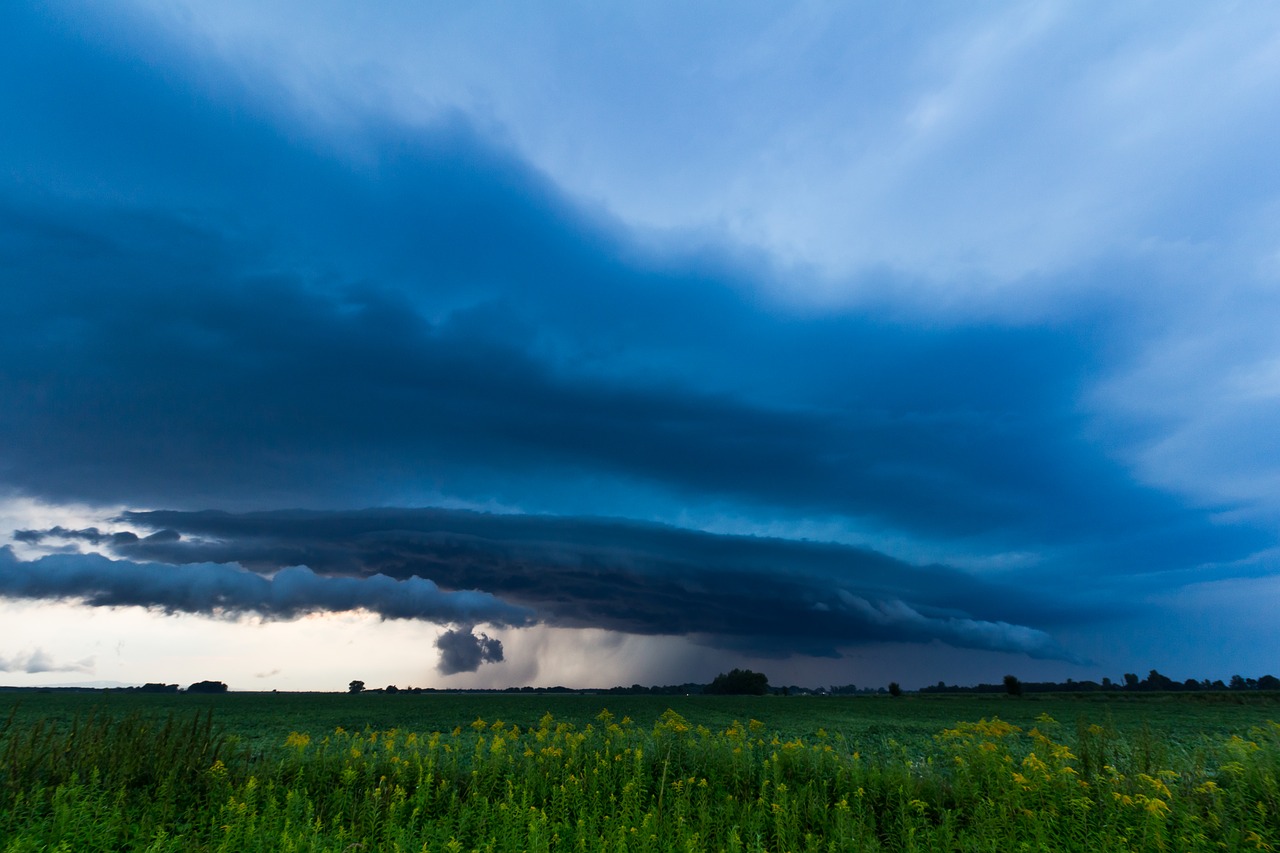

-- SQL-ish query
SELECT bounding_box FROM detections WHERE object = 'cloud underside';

[0,544,531,628]
[10,509,1084,662]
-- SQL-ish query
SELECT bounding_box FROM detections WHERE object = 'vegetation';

[922,669,1280,695]
[704,669,770,696]
[1,692,1277,850]
[186,681,228,695]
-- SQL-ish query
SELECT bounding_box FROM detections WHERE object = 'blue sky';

[2,1,1279,690]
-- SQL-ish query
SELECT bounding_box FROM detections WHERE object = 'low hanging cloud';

[0,647,95,675]
[16,508,1088,662]
[436,627,505,675]
[0,545,533,627]
[833,593,1075,662]
[13,526,123,546]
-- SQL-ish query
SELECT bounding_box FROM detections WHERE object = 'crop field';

[2,691,1278,851]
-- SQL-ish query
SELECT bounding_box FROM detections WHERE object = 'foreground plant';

[1,706,1276,851]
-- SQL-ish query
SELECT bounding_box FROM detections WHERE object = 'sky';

[3,1,1280,692]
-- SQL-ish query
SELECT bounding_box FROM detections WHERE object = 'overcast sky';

[3,1,1280,691]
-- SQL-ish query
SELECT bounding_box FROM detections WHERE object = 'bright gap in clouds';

[0,598,1106,693]
[0,496,128,560]
[0,599,446,690]
[0,596,738,692]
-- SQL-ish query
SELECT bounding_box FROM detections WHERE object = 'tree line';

[921,670,1280,696]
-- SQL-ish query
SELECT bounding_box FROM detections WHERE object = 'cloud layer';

[0,545,531,628]
[18,510,1083,662]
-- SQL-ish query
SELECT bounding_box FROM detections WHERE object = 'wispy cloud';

[0,647,95,675]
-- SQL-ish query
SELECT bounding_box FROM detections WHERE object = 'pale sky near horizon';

[3,1,1280,691]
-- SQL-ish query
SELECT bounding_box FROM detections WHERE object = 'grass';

[1,692,1277,850]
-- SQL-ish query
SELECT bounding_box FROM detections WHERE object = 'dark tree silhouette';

[348,680,365,694]
[139,683,178,693]
[186,680,227,694]
[1003,674,1023,696]
[704,668,769,695]
[888,682,902,697]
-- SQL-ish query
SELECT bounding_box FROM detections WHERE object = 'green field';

[2,691,1278,850]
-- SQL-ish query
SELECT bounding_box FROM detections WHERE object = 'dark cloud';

[436,627,505,675]
[18,509,1090,661]
[0,545,532,627]
[13,527,138,547]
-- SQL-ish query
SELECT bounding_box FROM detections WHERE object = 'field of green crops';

[2,691,1278,851]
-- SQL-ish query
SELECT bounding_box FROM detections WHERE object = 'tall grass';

[1,705,1276,851]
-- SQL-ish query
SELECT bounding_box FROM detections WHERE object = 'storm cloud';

[436,627,505,675]
[18,509,1084,661]
[0,3,1266,589]
[0,545,532,627]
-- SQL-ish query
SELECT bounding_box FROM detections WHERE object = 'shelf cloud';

[16,510,1083,663]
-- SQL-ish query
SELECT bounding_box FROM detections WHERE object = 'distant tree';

[1003,674,1023,697]
[186,680,228,694]
[705,668,769,695]
[1101,676,1113,689]
[888,682,902,697]
[1258,675,1280,690]
[1123,673,1139,689]
[384,684,399,694]
[348,680,366,694]
[1229,674,1247,690]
